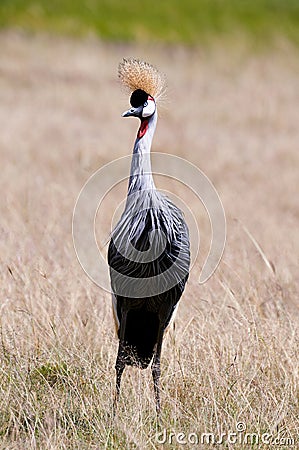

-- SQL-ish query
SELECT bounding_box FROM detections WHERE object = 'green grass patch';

[0,0,299,45]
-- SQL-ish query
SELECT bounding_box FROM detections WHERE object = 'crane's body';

[108,60,190,414]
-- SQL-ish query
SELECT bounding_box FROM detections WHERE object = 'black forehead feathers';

[130,89,148,107]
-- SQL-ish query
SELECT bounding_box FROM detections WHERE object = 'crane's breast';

[108,196,190,298]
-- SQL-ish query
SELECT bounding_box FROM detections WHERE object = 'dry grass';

[0,31,298,449]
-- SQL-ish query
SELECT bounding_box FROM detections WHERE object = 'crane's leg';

[113,308,128,415]
[115,350,125,404]
[152,323,164,416]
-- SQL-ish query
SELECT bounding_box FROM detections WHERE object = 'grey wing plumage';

[108,192,190,296]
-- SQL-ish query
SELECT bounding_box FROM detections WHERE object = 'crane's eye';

[142,98,156,118]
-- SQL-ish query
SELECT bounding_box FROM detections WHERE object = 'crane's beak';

[122,105,143,117]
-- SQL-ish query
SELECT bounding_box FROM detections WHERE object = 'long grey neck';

[128,111,157,195]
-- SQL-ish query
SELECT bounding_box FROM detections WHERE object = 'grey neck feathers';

[128,111,157,195]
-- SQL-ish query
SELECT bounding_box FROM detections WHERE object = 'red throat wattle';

[137,119,149,139]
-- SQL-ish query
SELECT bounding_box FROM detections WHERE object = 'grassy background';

[1,1,299,448]
[0,31,298,448]
[0,0,299,45]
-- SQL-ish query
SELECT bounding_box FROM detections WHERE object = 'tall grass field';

[0,2,298,449]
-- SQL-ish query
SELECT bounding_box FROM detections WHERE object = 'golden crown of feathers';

[118,58,167,102]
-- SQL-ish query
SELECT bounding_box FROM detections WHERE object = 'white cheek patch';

[142,98,156,117]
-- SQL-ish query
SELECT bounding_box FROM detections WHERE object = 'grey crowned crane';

[108,59,190,415]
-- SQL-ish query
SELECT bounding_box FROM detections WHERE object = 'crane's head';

[122,89,156,119]
[118,58,166,119]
